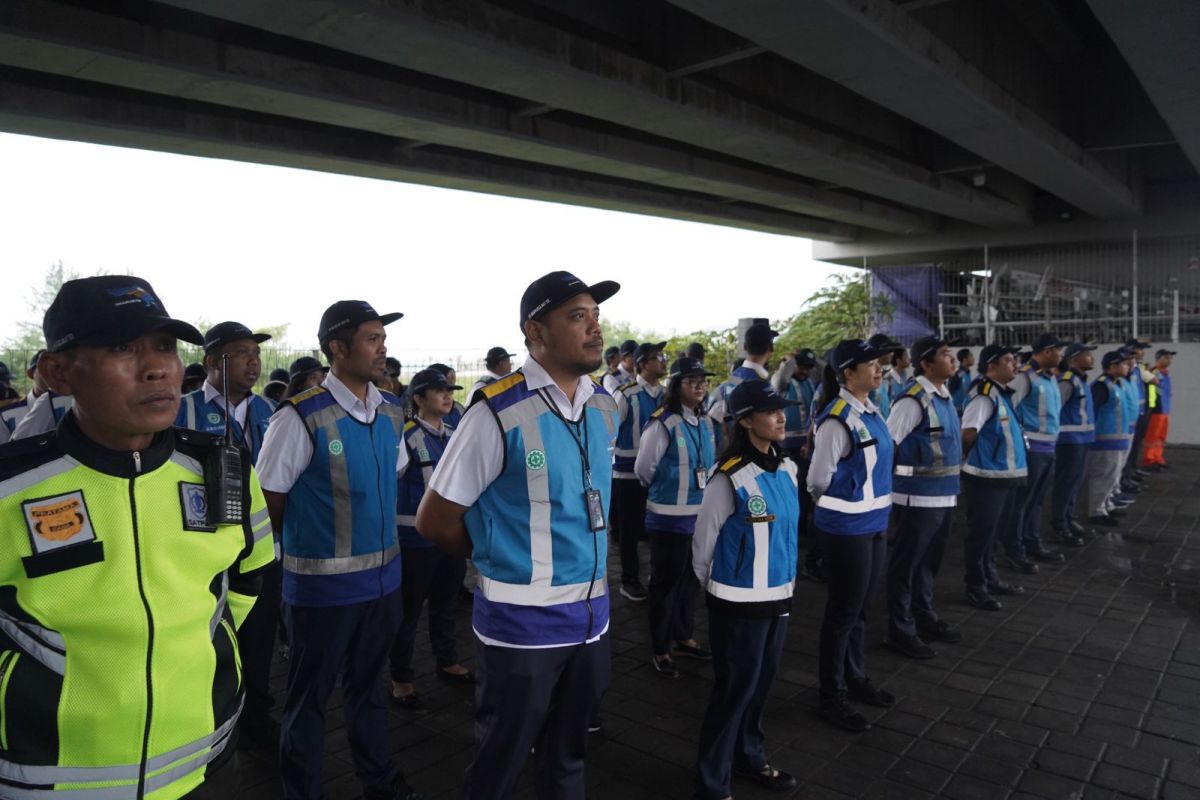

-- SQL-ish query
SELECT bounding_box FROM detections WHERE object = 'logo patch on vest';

[747,495,768,516]
[328,439,344,456]
[207,412,221,425]
[526,449,547,470]
[179,482,216,532]
[23,491,96,554]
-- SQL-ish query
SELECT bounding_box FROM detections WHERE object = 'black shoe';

[588,716,602,733]
[672,641,712,661]
[848,679,895,708]
[1002,554,1039,575]
[964,587,1002,611]
[619,581,647,601]
[918,620,962,644]
[800,563,828,583]
[1028,544,1065,563]
[1120,482,1143,494]
[988,580,1024,596]
[886,635,936,660]
[436,667,476,685]
[1054,531,1085,547]
[734,764,799,792]
[390,692,422,710]
[819,694,870,732]
[1136,468,1151,477]
[363,776,428,800]
[1068,520,1088,536]
[651,656,680,679]
[1088,514,1121,528]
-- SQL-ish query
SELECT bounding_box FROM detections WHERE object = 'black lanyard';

[537,388,593,489]
[681,414,705,460]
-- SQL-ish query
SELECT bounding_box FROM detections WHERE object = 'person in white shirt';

[470,346,517,396]
[602,339,637,394]
[707,324,777,441]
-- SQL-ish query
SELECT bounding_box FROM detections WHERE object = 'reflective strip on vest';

[815,406,888,514]
[707,462,796,602]
[892,390,959,478]
[301,403,355,558]
[0,610,65,676]
[396,514,417,527]
[208,572,228,640]
[407,428,437,485]
[963,391,1025,478]
[283,543,400,575]
[478,574,607,606]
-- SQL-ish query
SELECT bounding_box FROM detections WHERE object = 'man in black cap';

[771,347,820,576]
[708,323,778,441]
[471,346,518,396]
[1051,342,1098,541]
[182,361,207,394]
[0,275,276,798]
[685,341,707,366]
[0,360,17,401]
[417,270,620,800]
[7,348,76,442]
[950,348,975,414]
[603,339,638,393]
[256,300,424,800]
[1084,350,1133,529]
[866,333,903,419]
[284,355,328,399]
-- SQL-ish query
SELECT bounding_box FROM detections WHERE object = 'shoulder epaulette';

[980,381,993,396]
[379,389,403,406]
[830,398,848,417]
[649,406,666,419]
[286,385,326,406]
[1060,370,1074,381]
[617,380,637,394]
[483,372,524,399]
[403,420,417,433]
[905,383,923,397]
[717,455,743,473]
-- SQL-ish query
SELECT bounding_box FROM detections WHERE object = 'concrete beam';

[668,0,1140,220]
[1086,0,1200,177]
[0,69,856,241]
[0,0,926,235]
[152,0,1029,228]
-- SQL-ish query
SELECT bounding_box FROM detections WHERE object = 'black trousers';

[886,505,951,640]
[648,530,700,655]
[390,546,466,683]
[694,610,788,800]
[1122,411,1150,481]
[613,478,648,584]
[1052,442,1090,532]
[963,477,1019,589]
[461,634,610,800]
[785,449,821,570]
[280,591,404,800]
[1004,451,1055,558]
[237,560,282,732]
[818,530,886,697]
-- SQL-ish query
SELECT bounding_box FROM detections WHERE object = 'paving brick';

[1015,768,1086,799]
[1091,762,1161,797]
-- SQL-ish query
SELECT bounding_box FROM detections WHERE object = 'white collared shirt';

[256,370,408,494]
[706,359,769,425]
[887,375,957,508]
[202,380,252,430]
[613,374,663,421]
[806,388,879,499]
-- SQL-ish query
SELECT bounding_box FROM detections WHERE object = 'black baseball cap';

[980,344,1020,367]
[911,336,949,364]
[867,333,902,351]
[1125,337,1151,349]
[409,368,462,394]
[1063,342,1097,360]
[669,357,714,381]
[794,348,818,367]
[685,342,706,360]
[385,357,401,377]
[486,346,516,367]
[288,356,329,380]
[183,362,207,382]
[27,349,45,372]
[1031,332,1069,353]
[43,275,203,353]
[634,341,668,365]
[619,339,638,357]
[519,270,619,331]
[744,323,780,352]
[604,346,620,361]
[832,338,891,371]
[1155,348,1177,358]
[204,321,272,353]
[729,379,799,419]
[956,347,972,360]
[1102,350,1128,368]
[317,300,402,343]
[268,367,289,382]
[0,362,13,384]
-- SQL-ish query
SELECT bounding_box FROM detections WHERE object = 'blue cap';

[634,341,668,365]
[832,339,890,371]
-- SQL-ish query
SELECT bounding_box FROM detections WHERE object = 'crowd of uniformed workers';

[0,268,1181,800]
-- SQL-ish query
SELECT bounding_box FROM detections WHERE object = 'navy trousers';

[390,546,465,683]
[1052,442,1090,532]
[695,610,788,800]
[818,530,886,697]
[461,634,610,800]
[1004,451,1055,558]
[886,505,952,640]
[280,590,404,800]
[963,477,1020,589]
[613,478,648,584]
[1122,411,1149,481]
[648,530,700,655]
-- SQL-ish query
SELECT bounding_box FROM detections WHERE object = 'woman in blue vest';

[808,339,895,732]
[692,379,801,799]
[389,369,475,708]
[636,356,717,678]
[429,363,467,428]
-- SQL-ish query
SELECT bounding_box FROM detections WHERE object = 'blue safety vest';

[1092,375,1131,451]
[782,377,816,450]
[644,407,716,534]
[963,379,1028,481]
[1057,370,1095,445]
[464,372,619,647]
[950,367,972,414]
[892,380,962,498]
[704,455,799,603]
[1,391,72,436]
[1155,368,1172,415]
[176,389,276,464]
[812,394,894,534]
[613,380,662,475]
[1014,364,1061,455]
[1129,364,1146,415]
[1118,374,1139,434]
[445,400,466,429]
[869,381,892,420]
[396,419,452,548]
[715,365,764,421]
[279,386,406,607]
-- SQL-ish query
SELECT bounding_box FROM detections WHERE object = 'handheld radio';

[206,354,247,525]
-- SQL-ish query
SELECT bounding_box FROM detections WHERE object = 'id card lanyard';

[538,389,607,532]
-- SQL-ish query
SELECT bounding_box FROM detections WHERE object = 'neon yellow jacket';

[0,415,275,799]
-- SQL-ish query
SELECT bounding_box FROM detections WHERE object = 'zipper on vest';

[128,473,155,799]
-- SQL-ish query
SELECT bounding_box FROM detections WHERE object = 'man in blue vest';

[867,333,903,419]
[1002,332,1069,571]
[1084,351,1132,528]
[708,323,778,440]
[1051,342,1097,541]
[885,336,963,658]
[175,320,282,749]
[949,348,974,414]
[470,346,517,395]
[257,300,424,800]
[612,340,667,601]
[417,270,620,800]
[961,344,1028,611]
[602,338,637,393]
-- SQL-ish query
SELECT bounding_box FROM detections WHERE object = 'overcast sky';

[0,132,851,364]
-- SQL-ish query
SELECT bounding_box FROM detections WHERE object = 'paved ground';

[241,447,1200,799]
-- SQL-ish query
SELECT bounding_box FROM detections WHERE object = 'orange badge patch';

[30,498,84,541]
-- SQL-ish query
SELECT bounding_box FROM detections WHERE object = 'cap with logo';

[42,275,203,353]
[729,379,799,419]
[910,336,949,365]
[317,300,402,344]
[203,321,272,353]
[288,356,329,380]
[744,324,780,352]
[669,357,715,381]
[518,270,620,331]
[794,348,818,367]
[867,333,902,352]
[409,368,462,394]
[979,344,1020,367]
[634,341,668,365]
[1155,348,1177,359]
[1063,342,1097,360]
[485,346,516,367]
[1031,332,1069,353]
[832,338,891,371]
[183,362,207,382]
[619,339,638,357]
[1102,350,1129,368]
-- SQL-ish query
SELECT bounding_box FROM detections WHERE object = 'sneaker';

[619,581,648,601]
[1067,520,1088,536]
[1088,514,1120,528]
[1001,554,1039,575]
[886,635,936,660]
[672,641,712,661]
[651,656,680,679]
[734,764,799,792]
[1028,544,1065,563]
[964,587,1002,611]
[917,620,962,644]
[1120,482,1143,494]
[848,679,896,708]
[819,694,870,732]
[1054,531,1085,547]
[1112,495,1135,506]
[987,580,1024,596]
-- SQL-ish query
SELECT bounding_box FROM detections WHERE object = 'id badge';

[694,469,708,490]
[585,489,606,532]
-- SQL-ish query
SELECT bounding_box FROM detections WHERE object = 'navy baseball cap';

[268,367,289,382]
[288,356,328,380]
[183,362,207,382]
[980,344,1020,367]
[634,341,668,364]
[729,379,799,419]
[519,270,619,330]
[669,357,714,381]
[1124,337,1151,349]
[1102,350,1128,368]
[1156,348,1177,358]
[832,339,890,371]
[409,368,462,394]
[485,346,516,367]
[867,333,902,351]
[203,321,272,353]
[27,349,45,372]
[1031,332,1069,353]
[911,336,949,364]
[744,324,780,352]
[604,346,620,361]
[318,300,402,343]
[1064,342,1097,360]
[42,275,203,353]
[0,361,13,384]
[619,339,638,356]
[794,348,818,367]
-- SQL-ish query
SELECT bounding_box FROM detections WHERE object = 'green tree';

[774,272,895,357]
[5,261,79,352]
